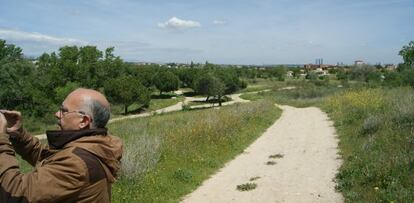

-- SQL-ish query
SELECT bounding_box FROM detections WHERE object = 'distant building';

[354,60,364,66]
[385,64,396,71]
[304,63,336,70]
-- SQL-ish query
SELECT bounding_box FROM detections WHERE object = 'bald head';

[68,88,110,110]
[64,88,111,129]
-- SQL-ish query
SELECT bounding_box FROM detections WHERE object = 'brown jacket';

[0,128,123,203]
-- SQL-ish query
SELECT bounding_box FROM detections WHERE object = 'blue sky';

[0,0,413,65]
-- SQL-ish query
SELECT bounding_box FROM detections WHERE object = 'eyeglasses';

[58,105,86,118]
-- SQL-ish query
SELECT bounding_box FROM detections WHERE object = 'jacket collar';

[46,128,107,149]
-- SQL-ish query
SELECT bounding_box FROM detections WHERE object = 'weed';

[269,154,284,159]
[266,161,277,165]
[361,115,382,135]
[236,183,257,191]
[249,176,261,181]
[120,133,161,179]
[173,168,193,183]
[181,103,191,111]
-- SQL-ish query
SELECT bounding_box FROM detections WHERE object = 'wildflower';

[374,187,379,191]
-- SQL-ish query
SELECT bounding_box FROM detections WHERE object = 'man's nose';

[55,111,61,119]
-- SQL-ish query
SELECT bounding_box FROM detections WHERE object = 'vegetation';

[7,37,414,203]
[104,75,150,114]
[109,100,281,202]
[323,88,414,202]
[153,71,180,95]
[236,183,257,191]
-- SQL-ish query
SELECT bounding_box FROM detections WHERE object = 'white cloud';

[0,28,87,45]
[158,17,201,29]
[213,20,227,25]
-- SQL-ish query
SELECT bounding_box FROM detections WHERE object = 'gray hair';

[80,98,111,128]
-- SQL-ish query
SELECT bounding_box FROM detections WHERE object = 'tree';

[153,71,180,95]
[177,68,198,87]
[55,82,81,104]
[209,77,225,106]
[104,76,150,114]
[194,74,225,105]
[399,41,414,67]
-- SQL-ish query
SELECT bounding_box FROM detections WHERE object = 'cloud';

[0,28,87,45]
[213,20,227,25]
[157,17,201,29]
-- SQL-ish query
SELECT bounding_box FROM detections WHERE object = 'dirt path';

[182,105,343,203]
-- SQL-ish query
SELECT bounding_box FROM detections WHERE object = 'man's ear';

[79,115,92,129]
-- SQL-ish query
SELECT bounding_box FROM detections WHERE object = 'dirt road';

[182,105,343,203]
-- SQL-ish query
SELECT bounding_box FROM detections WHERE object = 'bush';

[121,133,161,178]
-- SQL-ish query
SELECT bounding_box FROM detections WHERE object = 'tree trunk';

[124,105,128,115]
[160,90,162,96]
[206,95,210,102]
[218,95,222,106]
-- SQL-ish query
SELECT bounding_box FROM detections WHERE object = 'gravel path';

[182,105,343,203]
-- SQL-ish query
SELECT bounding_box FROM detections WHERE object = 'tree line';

[0,39,290,124]
[333,41,414,87]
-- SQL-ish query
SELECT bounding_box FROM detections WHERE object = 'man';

[0,88,123,202]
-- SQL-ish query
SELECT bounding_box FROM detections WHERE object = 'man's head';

[55,88,111,130]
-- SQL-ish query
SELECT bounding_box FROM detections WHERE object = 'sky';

[0,0,413,65]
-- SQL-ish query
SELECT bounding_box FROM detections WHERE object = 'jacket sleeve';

[8,128,53,166]
[0,134,87,203]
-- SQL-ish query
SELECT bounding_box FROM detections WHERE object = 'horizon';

[1,0,413,65]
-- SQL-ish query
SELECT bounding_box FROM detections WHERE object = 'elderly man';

[0,88,123,202]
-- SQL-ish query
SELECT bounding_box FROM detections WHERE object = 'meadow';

[324,88,414,202]
[109,100,281,202]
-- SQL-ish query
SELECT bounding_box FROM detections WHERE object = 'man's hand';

[0,112,7,134]
[0,110,23,133]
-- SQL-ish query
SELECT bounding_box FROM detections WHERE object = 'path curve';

[182,105,343,203]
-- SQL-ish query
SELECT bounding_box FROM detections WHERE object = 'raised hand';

[0,112,7,134]
[0,110,22,133]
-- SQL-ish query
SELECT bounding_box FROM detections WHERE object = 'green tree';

[153,71,180,95]
[55,82,81,103]
[104,76,150,114]
[209,77,225,106]
[0,39,54,117]
[399,41,414,67]
[177,68,198,87]
[194,74,225,105]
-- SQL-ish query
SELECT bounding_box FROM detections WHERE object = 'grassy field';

[240,80,346,108]
[111,96,184,118]
[323,87,414,202]
[109,100,281,202]
[237,78,286,93]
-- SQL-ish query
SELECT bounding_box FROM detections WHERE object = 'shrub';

[120,133,161,179]
[361,115,382,135]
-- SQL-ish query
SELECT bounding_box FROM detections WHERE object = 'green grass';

[109,100,281,202]
[240,81,346,108]
[186,96,231,107]
[111,96,184,118]
[238,78,289,93]
[147,96,184,111]
[323,87,414,202]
